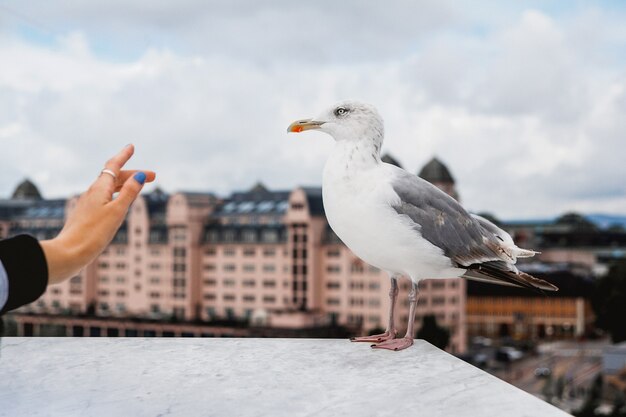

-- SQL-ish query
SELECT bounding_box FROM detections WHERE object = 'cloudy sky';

[0,1,625,219]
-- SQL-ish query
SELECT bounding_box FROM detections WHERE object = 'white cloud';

[0,2,625,220]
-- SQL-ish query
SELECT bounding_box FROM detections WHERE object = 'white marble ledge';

[0,338,571,417]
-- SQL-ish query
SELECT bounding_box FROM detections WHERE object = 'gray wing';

[390,168,504,267]
[389,167,558,292]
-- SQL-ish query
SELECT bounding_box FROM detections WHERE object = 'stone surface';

[0,338,571,417]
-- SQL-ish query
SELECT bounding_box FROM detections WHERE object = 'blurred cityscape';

[2,155,626,415]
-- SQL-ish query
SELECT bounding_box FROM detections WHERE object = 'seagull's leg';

[350,275,399,343]
[372,281,418,351]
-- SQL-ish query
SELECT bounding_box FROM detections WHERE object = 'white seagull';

[288,100,558,351]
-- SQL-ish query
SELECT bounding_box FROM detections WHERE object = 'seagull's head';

[287,100,384,146]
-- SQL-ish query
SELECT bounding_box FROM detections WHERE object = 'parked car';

[534,367,552,378]
[495,346,524,362]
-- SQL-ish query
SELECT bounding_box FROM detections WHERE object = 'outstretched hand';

[41,145,156,284]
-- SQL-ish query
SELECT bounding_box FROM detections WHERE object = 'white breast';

[322,157,464,281]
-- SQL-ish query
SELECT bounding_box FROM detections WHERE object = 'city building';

[466,263,595,340]
[3,157,618,353]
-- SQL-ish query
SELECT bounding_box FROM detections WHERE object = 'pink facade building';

[2,158,471,353]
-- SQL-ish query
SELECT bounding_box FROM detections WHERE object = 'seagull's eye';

[334,107,348,117]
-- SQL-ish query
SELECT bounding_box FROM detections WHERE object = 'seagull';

[287,100,558,351]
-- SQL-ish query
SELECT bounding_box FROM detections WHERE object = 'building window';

[223,294,236,302]
[205,247,217,256]
[349,298,364,306]
[262,280,276,288]
[262,264,276,273]
[204,264,216,271]
[326,298,340,306]
[243,295,255,303]
[263,296,276,304]
[224,247,236,256]
[204,278,216,286]
[432,297,445,305]
[262,230,279,243]
[149,292,160,299]
[243,264,255,273]
[349,281,364,290]
[223,264,236,272]
[263,248,276,257]
[242,230,257,243]
[243,248,256,257]
[326,265,341,273]
[243,280,255,287]
[326,282,341,289]
[327,249,340,257]
[432,281,445,290]
[203,293,216,301]
[223,279,235,287]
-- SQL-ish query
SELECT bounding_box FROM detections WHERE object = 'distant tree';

[416,315,450,350]
[85,301,96,316]
[555,376,566,401]
[592,260,626,343]
[610,393,626,417]
[541,374,556,404]
[574,374,603,417]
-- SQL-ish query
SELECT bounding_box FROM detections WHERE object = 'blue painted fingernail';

[134,172,146,185]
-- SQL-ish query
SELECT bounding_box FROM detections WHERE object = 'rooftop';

[0,338,570,417]
[418,157,455,184]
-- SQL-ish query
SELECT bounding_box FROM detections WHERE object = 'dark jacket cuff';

[0,235,49,314]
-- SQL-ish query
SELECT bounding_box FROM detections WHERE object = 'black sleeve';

[0,235,49,315]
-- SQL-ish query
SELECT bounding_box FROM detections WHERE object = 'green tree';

[416,314,450,350]
[592,260,626,343]
[574,374,603,417]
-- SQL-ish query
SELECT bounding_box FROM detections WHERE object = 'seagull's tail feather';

[463,261,558,293]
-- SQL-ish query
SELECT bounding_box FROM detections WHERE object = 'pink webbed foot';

[350,330,397,344]
[371,336,414,351]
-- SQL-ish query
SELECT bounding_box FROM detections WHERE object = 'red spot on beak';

[292,126,304,133]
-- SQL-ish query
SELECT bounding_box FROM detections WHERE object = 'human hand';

[40,144,156,284]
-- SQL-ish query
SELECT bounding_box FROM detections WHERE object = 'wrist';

[40,237,83,284]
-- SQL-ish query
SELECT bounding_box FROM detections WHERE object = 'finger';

[111,171,147,211]
[93,144,135,193]
[113,170,156,192]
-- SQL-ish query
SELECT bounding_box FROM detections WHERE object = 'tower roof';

[11,179,42,201]
[381,153,403,168]
[418,157,455,184]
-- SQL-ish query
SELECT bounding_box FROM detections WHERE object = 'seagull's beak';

[287,119,325,133]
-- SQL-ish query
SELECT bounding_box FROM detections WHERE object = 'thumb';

[114,171,146,210]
